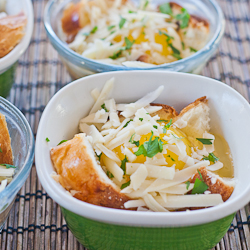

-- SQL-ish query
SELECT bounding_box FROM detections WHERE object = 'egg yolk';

[113,122,193,171]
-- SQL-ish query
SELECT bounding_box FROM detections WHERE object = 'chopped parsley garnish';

[175,8,190,29]
[185,181,190,190]
[45,137,50,142]
[196,138,213,145]
[107,25,116,31]
[109,50,123,59]
[0,164,16,169]
[121,156,128,174]
[125,37,135,50]
[119,17,126,29]
[134,131,163,158]
[143,0,149,9]
[158,30,174,42]
[153,125,158,129]
[163,119,172,133]
[171,133,184,140]
[190,47,198,53]
[107,171,114,179]
[101,103,109,112]
[169,44,181,55]
[121,180,131,189]
[90,26,98,34]
[203,153,219,163]
[167,155,175,161]
[172,53,182,60]
[110,30,116,35]
[191,170,208,194]
[58,140,68,145]
[159,2,173,15]
[123,119,133,128]
[139,118,143,122]
[129,133,140,147]
[0,147,2,153]
[182,41,185,50]
[95,152,102,161]
[128,10,136,13]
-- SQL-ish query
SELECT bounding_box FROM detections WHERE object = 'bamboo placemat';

[1,0,250,249]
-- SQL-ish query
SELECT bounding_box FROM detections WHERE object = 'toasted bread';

[191,166,234,202]
[0,12,27,58]
[50,133,130,209]
[0,113,13,165]
[150,103,178,120]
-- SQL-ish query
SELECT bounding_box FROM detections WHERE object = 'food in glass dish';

[0,8,27,58]
[49,78,235,212]
[0,112,15,192]
[60,0,210,66]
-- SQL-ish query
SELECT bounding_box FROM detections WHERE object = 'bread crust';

[190,166,234,202]
[150,103,178,120]
[0,12,27,58]
[0,113,13,165]
[50,134,130,209]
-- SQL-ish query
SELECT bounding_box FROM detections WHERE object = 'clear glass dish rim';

[44,0,225,71]
[0,97,35,200]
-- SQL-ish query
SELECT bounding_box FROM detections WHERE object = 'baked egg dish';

[49,78,235,212]
[60,0,210,67]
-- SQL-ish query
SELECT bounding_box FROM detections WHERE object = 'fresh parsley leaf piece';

[125,37,135,50]
[121,156,128,174]
[158,30,174,42]
[101,103,109,112]
[121,180,131,189]
[181,41,185,50]
[171,133,184,140]
[143,0,149,9]
[153,125,158,129]
[90,26,98,34]
[128,10,136,13]
[157,119,169,123]
[107,25,115,31]
[159,2,173,15]
[190,47,197,53]
[175,8,190,29]
[123,119,133,128]
[185,181,190,190]
[107,171,114,179]
[191,171,208,194]
[58,140,68,145]
[95,152,102,161]
[119,17,126,29]
[169,43,180,55]
[139,118,143,122]
[0,147,2,153]
[0,164,16,169]
[163,118,172,133]
[203,153,219,163]
[172,53,182,60]
[134,131,163,158]
[45,137,50,142]
[167,155,175,161]
[110,30,116,35]
[129,133,140,147]
[196,138,213,145]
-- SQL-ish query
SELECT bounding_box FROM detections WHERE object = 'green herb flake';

[181,41,185,50]
[90,26,98,34]
[120,156,128,174]
[203,153,219,163]
[45,137,50,142]
[163,118,172,133]
[134,131,163,158]
[107,171,114,179]
[143,0,149,9]
[159,2,173,15]
[110,30,116,35]
[128,10,136,13]
[139,118,143,122]
[190,47,198,53]
[169,43,180,55]
[157,119,169,123]
[101,103,109,112]
[175,8,190,29]
[109,49,123,59]
[191,171,208,194]
[171,133,184,140]
[158,30,174,42]
[123,119,133,128]
[119,17,127,29]
[172,53,182,60]
[153,125,158,129]
[129,133,140,147]
[185,180,190,190]
[58,140,68,146]
[0,164,16,169]
[167,155,175,161]
[121,180,131,189]
[196,138,213,145]
[107,25,116,31]
[125,37,135,50]
[95,152,102,161]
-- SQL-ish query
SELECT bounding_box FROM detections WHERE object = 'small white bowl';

[35,71,250,250]
[0,0,33,96]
